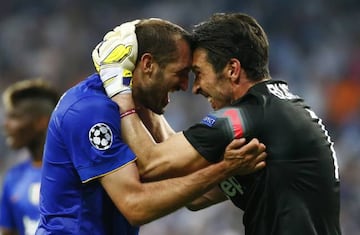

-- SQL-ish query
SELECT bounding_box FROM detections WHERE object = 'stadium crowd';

[0,0,359,234]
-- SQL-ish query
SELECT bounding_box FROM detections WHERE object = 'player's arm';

[139,132,211,181]
[113,94,266,181]
[140,133,265,181]
[187,135,265,210]
[186,187,228,211]
[135,105,175,142]
[100,146,254,226]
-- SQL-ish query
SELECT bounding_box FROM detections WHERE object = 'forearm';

[123,160,239,225]
[186,186,227,211]
[112,94,157,170]
[136,107,175,142]
[113,94,197,179]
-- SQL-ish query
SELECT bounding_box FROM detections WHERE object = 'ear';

[227,58,241,83]
[139,53,154,74]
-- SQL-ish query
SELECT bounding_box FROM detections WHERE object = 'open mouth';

[199,90,209,98]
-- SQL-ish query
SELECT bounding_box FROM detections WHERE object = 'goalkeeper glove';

[92,19,140,97]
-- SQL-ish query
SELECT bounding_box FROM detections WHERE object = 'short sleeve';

[60,96,136,182]
[183,102,263,162]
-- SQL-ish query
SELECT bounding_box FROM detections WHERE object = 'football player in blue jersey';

[108,13,341,235]
[0,79,59,235]
[35,18,266,235]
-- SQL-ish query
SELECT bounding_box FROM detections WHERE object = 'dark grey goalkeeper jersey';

[183,80,341,235]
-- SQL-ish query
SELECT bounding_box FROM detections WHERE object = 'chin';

[153,108,165,115]
[7,142,22,150]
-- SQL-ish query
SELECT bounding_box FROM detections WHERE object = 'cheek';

[8,118,35,135]
[199,77,214,91]
[214,86,232,103]
[4,119,22,132]
[5,122,37,148]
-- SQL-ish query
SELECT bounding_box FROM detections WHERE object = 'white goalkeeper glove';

[92,19,140,97]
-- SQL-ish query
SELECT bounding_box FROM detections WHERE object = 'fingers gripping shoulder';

[92,20,140,97]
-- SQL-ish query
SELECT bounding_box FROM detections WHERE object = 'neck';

[32,160,42,168]
[28,140,44,164]
[233,77,269,101]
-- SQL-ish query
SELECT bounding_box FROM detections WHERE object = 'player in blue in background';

[0,79,59,235]
[35,18,266,235]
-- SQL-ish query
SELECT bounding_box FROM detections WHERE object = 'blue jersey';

[0,159,41,235]
[36,74,138,235]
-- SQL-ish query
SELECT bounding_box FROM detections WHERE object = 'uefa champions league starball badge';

[89,123,113,150]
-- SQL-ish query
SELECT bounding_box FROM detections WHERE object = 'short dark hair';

[135,18,192,68]
[192,13,270,81]
[3,79,60,115]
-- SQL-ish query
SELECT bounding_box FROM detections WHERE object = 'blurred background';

[0,0,359,234]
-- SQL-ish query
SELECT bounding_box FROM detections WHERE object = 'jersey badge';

[89,123,113,150]
[201,114,217,127]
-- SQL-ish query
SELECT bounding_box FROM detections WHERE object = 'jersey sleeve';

[60,96,136,183]
[183,96,263,163]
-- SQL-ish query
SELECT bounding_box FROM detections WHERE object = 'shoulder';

[53,77,120,128]
[3,160,31,181]
[58,75,117,115]
[7,160,31,172]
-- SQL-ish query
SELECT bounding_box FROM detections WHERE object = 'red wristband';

[120,108,136,118]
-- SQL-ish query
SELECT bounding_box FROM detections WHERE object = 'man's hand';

[223,138,267,175]
[92,20,140,97]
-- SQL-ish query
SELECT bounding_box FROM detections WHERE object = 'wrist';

[215,160,236,178]
[120,108,136,118]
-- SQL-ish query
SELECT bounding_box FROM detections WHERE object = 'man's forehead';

[192,49,209,68]
[170,40,192,68]
[176,39,192,58]
[166,62,191,74]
